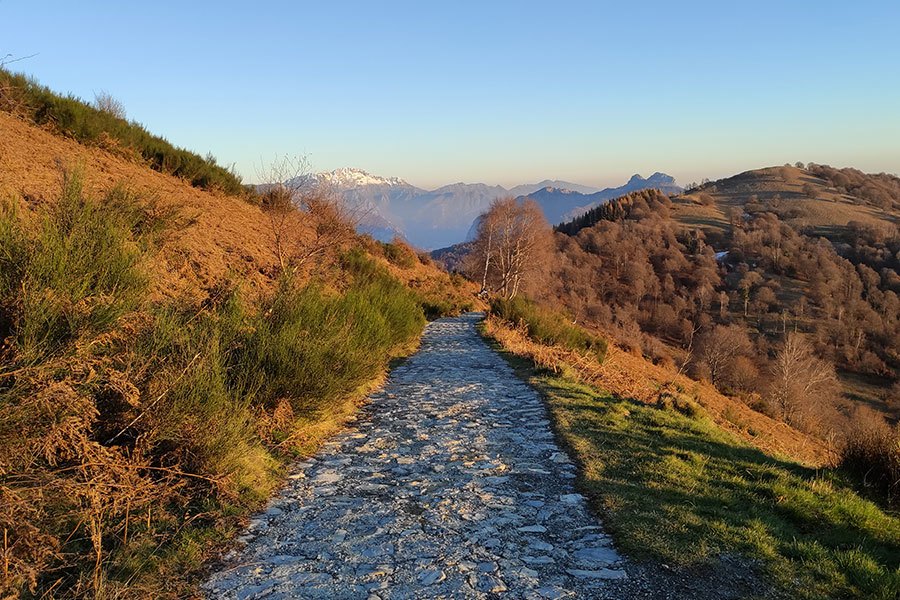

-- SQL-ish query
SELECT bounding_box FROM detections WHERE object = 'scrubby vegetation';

[0,68,246,196]
[0,171,436,598]
[840,412,900,507]
[489,296,606,362]
[413,275,475,320]
[377,239,418,269]
[482,323,900,599]
[808,164,900,211]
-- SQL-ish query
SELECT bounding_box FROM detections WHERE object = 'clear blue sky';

[3,0,899,189]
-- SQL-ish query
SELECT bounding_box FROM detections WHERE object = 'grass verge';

[490,296,607,361]
[480,321,900,600]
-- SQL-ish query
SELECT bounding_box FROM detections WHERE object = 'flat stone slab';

[203,313,628,599]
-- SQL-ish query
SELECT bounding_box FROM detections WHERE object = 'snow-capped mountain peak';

[280,167,679,249]
[316,168,408,189]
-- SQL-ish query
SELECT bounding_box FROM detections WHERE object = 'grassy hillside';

[673,165,899,238]
[0,104,479,598]
[0,68,247,196]
[482,311,900,599]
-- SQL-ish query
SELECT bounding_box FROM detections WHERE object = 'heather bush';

[378,239,418,269]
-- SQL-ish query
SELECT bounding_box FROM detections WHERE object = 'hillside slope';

[547,167,900,450]
[673,165,898,237]
[0,109,479,599]
[0,111,275,300]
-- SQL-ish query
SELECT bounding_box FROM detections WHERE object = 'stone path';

[203,313,630,599]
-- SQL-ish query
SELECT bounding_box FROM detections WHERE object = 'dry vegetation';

[0,96,480,598]
[481,311,900,599]
[464,165,900,510]
[481,316,830,465]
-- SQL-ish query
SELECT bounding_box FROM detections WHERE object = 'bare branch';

[0,53,38,69]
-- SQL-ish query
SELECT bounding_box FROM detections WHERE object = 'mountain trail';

[203,313,631,599]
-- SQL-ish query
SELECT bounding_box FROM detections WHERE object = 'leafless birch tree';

[769,332,837,424]
[471,197,552,299]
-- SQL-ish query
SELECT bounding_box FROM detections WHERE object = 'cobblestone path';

[203,313,629,599]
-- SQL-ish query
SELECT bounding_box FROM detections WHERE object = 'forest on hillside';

[466,172,900,451]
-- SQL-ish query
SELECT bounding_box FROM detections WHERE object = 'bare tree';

[0,52,38,69]
[738,270,763,316]
[470,213,495,296]
[697,324,752,387]
[257,156,357,275]
[471,197,552,299]
[93,90,126,119]
[769,332,837,424]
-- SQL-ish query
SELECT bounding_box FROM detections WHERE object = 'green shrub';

[0,168,150,361]
[412,274,476,320]
[490,296,607,362]
[420,298,456,320]
[0,68,246,196]
[377,240,418,269]
[658,392,707,419]
[232,254,424,412]
[137,249,425,484]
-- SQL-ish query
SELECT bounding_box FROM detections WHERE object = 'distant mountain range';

[515,173,682,225]
[290,168,681,249]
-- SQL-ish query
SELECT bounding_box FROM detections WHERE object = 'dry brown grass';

[673,166,896,237]
[0,112,483,598]
[0,110,483,309]
[0,111,275,303]
[483,315,832,466]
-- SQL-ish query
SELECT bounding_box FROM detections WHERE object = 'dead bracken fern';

[0,359,178,597]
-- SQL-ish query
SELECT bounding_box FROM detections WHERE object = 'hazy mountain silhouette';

[300,169,680,249]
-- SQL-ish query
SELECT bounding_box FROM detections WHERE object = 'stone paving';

[203,313,630,599]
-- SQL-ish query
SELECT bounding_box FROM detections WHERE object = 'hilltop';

[672,164,899,237]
